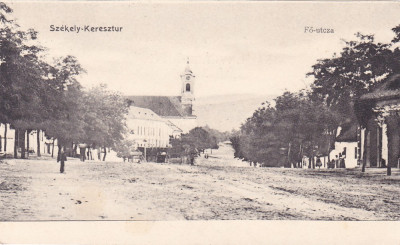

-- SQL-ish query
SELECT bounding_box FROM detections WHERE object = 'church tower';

[180,59,195,115]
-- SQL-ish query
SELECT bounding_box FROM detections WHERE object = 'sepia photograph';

[1,0,400,243]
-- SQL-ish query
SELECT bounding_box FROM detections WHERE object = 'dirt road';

[1,144,399,220]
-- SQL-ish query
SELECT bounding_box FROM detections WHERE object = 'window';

[186,83,190,92]
[354,147,357,159]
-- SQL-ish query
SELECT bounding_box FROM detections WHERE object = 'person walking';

[79,143,87,162]
[57,146,67,174]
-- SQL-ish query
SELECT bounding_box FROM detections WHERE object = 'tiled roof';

[360,73,400,101]
[128,106,163,120]
[336,123,358,142]
[126,96,189,117]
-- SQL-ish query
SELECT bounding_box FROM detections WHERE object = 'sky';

[8,1,400,98]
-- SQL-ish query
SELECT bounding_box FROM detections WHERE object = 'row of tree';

[231,92,337,167]
[231,24,400,168]
[0,3,128,159]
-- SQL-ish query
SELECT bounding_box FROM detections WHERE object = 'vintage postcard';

[0,1,400,244]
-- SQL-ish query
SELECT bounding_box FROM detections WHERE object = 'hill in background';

[194,94,276,132]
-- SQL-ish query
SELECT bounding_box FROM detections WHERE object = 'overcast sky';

[8,2,400,97]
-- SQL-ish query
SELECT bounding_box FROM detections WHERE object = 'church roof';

[126,96,190,117]
[360,73,400,101]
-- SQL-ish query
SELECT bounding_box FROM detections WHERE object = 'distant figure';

[381,158,386,168]
[189,148,198,166]
[57,147,67,174]
[79,144,87,162]
[340,156,346,168]
[335,155,339,168]
[328,159,335,169]
[316,158,322,169]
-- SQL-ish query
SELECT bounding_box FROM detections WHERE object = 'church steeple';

[184,58,192,74]
[180,58,195,115]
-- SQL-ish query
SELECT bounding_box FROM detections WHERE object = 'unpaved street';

[1,143,399,221]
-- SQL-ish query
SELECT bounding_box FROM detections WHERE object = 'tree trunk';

[73,144,78,158]
[362,128,369,173]
[14,129,18,158]
[299,144,303,168]
[36,129,41,157]
[102,146,107,161]
[327,139,331,163]
[386,116,399,176]
[4,124,7,152]
[88,147,93,160]
[21,130,26,159]
[51,139,55,158]
[287,142,291,168]
[57,144,62,161]
[312,155,315,169]
[26,130,30,158]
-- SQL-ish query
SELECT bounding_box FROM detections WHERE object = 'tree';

[81,84,129,161]
[114,139,136,161]
[308,33,395,122]
[231,92,338,168]
[41,56,87,153]
[0,3,49,158]
[170,127,219,158]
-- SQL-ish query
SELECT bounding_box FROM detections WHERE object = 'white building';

[126,106,179,148]
[126,60,198,142]
[329,124,359,168]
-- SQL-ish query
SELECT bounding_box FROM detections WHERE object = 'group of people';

[328,153,346,169]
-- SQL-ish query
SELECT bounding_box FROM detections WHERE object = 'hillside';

[194,94,276,132]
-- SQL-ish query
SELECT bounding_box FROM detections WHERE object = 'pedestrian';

[335,155,339,168]
[57,146,67,174]
[328,159,335,169]
[316,158,322,169]
[381,158,386,168]
[79,143,87,162]
[340,155,346,168]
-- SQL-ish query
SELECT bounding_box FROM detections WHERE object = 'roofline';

[359,93,400,102]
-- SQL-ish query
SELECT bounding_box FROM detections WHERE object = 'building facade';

[356,73,400,170]
[126,106,177,148]
[329,124,359,168]
[126,61,198,148]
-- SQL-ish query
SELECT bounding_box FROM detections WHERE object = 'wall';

[330,141,359,168]
[127,118,171,148]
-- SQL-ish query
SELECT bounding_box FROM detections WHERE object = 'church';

[125,60,198,149]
